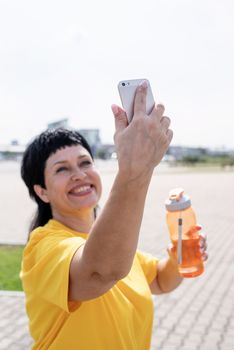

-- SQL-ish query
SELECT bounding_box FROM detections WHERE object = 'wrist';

[116,166,153,189]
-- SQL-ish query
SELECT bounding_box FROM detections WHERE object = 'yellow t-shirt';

[20,219,158,350]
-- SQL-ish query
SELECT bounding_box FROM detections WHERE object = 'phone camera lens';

[122,82,125,86]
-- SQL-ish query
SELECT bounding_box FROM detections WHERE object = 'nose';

[70,167,86,181]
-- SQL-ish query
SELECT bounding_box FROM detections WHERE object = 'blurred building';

[167,146,207,161]
[1,121,234,162]
[0,143,25,160]
[96,144,116,160]
[78,129,101,157]
[47,118,69,129]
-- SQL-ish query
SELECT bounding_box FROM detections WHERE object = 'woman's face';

[36,145,102,217]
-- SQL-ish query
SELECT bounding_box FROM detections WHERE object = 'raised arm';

[69,82,173,301]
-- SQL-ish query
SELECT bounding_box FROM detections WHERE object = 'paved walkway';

[1,161,234,349]
[0,291,33,350]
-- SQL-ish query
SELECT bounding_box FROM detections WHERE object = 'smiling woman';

[21,128,96,235]
[19,83,207,350]
[33,145,102,231]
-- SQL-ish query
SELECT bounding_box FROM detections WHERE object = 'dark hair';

[21,128,94,235]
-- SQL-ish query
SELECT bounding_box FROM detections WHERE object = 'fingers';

[111,104,128,132]
[199,231,207,245]
[167,243,174,255]
[133,81,148,117]
[161,116,171,131]
[167,244,177,263]
[161,115,172,143]
[199,232,208,262]
[166,128,174,145]
[160,113,173,145]
[150,103,165,122]
[150,103,173,141]
[168,233,208,266]
[201,251,208,262]
[132,83,173,145]
[190,225,202,234]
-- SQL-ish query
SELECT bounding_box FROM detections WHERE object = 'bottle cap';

[165,188,191,211]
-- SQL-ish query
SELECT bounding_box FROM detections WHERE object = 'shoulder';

[22,220,86,269]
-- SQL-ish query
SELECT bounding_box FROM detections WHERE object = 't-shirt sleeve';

[21,235,85,313]
[136,250,159,284]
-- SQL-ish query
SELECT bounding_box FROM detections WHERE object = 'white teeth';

[71,185,91,194]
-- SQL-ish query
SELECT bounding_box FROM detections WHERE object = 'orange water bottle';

[165,188,204,278]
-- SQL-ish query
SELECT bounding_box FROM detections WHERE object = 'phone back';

[118,79,155,122]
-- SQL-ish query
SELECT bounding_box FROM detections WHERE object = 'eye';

[80,160,92,168]
[56,166,68,173]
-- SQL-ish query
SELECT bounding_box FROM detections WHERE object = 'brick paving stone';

[150,338,163,350]
[211,323,225,332]
[160,345,179,350]
[0,292,33,350]
[174,327,192,337]
[4,325,19,337]
[184,333,203,343]
[0,319,9,328]
[201,339,220,349]
[153,327,168,338]
[220,332,234,349]
[220,345,234,350]
[225,330,234,339]
[164,334,183,346]
[180,343,199,350]
[0,338,14,350]
[190,324,206,335]
[18,337,34,348]
[8,346,25,350]
[222,334,234,343]
[205,332,222,342]
[160,318,178,329]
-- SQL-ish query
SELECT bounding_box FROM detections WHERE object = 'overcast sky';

[1,0,234,149]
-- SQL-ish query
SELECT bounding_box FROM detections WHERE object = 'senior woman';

[20,82,207,349]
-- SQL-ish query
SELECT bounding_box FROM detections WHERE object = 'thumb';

[167,244,177,264]
[193,224,202,233]
[111,104,128,132]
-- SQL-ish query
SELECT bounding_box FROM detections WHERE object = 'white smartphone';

[118,79,155,122]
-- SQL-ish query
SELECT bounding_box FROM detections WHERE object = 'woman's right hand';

[111,81,173,181]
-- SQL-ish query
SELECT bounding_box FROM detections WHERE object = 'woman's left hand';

[198,229,208,262]
[188,224,209,262]
[167,224,208,263]
[194,224,208,262]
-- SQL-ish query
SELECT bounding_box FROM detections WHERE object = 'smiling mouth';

[69,185,93,196]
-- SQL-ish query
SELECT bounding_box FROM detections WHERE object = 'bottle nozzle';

[169,188,184,201]
[165,188,191,211]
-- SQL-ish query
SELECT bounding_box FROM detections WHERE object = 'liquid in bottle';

[165,188,204,278]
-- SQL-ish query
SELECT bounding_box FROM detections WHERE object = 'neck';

[52,208,95,233]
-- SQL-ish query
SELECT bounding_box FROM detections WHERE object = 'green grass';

[0,245,24,291]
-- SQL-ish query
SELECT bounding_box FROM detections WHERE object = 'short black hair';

[21,127,93,198]
[21,128,93,233]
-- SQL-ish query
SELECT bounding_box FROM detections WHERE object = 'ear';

[33,184,50,203]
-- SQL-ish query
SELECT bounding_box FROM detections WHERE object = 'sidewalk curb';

[0,241,26,246]
[0,290,24,297]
